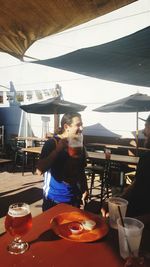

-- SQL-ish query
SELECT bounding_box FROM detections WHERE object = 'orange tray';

[50,211,109,242]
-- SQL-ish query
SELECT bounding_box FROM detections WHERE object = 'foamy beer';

[68,133,83,158]
[5,203,32,254]
[5,203,32,237]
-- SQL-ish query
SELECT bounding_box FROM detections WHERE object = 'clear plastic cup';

[117,217,144,259]
[108,197,128,229]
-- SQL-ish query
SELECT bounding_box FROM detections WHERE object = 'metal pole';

[136,111,139,155]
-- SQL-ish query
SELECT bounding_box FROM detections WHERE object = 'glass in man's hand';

[68,133,83,158]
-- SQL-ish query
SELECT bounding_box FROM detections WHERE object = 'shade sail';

[33,26,150,87]
[20,97,86,114]
[0,0,135,60]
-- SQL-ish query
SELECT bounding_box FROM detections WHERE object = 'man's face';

[143,122,150,148]
[66,116,83,135]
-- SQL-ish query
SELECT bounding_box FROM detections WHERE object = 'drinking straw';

[118,205,133,256]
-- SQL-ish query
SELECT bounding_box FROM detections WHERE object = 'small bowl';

[82,220,96,230]
[68,222,83,235]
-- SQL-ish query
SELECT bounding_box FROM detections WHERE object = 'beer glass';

[5,203,32,254]
[68,133,83,158]
[105,148,111,160]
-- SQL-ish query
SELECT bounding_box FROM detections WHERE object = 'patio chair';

[11,139,26,172]
[85,159,110,204]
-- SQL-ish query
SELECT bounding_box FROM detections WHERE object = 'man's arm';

[36,138,68,175]
[80,152,89,204]
[81,172,88,206]
[121,180,136,200]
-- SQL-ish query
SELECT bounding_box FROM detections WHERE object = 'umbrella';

[20,96,86,132]
[93,93,150,150]
[20,97,86,114]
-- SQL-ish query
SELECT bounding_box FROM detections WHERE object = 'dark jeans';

[42,195,81,212]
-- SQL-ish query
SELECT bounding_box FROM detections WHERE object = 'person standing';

[36,112,88,211]
[101,114,150,217]
[122,114,150,216]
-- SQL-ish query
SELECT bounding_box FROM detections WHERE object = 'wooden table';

[20,147,139,190]
[21,148,139,166]
[21,147,42,154]
[86,142,150,152]
[0,158,12,164]
[21,147,42,175]
[16,136,48,142]
[0,203,125,267]
[87,151,139,198]
[13,137,47,148]
[87,151,139,165]
[0,158,13,171]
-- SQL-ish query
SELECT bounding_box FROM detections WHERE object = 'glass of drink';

[117,217,144,260]
[5,203,32,254]
[105,148,111,160]
[68,133,83,158]
[108,197,128,229]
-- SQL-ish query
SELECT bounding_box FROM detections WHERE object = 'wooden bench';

[0,159,12,164]
[0,158,13,171]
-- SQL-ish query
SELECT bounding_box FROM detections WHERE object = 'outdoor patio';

[0,159,125,235]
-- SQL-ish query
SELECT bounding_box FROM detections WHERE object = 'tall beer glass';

[5,203,32,254]
[68,133,83,158]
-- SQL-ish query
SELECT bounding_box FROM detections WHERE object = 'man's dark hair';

[61,113,81,131]
[54,112,81,134]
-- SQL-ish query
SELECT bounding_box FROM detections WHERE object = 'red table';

[0,204,148,267]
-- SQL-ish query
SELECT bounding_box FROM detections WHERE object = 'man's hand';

[36,168,42,176]
[81,191,88,206]
[101,201,109,218]
[56,138,68,152]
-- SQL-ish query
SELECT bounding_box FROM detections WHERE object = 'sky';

[0,0,150,138]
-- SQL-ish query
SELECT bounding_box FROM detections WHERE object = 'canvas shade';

[83,123,120,138]
[20,97,86,114]
[0,0,135,60]
[33,26,150,87]
[93,93,150,149]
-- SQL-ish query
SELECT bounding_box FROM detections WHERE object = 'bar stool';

[85,164,104,203]
[12,139,26,172]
